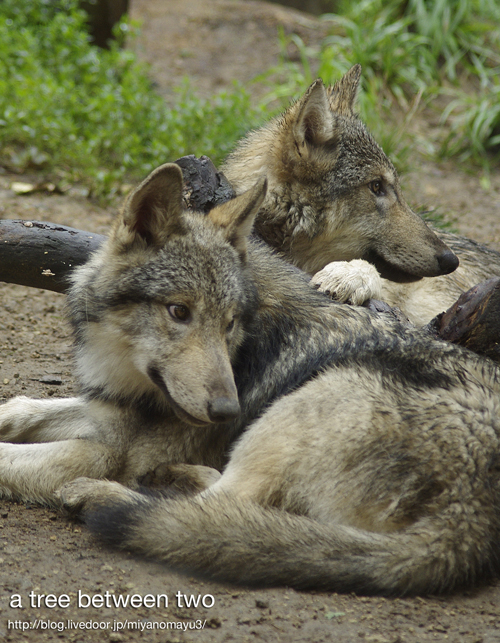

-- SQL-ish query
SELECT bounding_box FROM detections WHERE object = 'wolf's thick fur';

[223,65,500,326]
[44,172,500,597]
[61,296,500,597]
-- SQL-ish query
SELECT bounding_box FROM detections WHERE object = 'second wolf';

[223,64,500,326]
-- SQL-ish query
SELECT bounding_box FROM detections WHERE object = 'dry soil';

[1,1,500,642]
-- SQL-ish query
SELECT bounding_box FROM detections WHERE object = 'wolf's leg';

[139,463,221,494]
[0,439,121,505]
[59,477,144,510]
[0,396,89,443]
[311,259,382,305]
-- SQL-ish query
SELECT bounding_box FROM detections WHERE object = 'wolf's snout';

[437,249,459,275]
[208,397,241,423]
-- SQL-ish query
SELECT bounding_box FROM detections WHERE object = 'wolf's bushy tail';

[86,492,491,596]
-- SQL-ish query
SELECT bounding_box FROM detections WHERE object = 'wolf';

[222,64,500,326]
[0,163,268,502]
[37,175,500,596]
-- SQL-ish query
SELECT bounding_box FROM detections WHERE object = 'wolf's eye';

[226,317,235,333]
[369,180,385,196]
[167,304,190,322]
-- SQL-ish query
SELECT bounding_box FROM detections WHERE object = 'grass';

[0,0,266,198]
[263,0,500,171]
[420,207,459,234]
[0,0,499,198]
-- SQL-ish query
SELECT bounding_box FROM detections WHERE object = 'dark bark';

[177,154,235,212]
[0,156,232,294]
[0,220,104,293]
[80,0,129,48]
[426,277,500,362]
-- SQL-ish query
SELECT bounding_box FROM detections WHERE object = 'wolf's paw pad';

[311,260,382,305]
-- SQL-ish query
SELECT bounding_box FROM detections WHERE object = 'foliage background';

[0,0,499,198]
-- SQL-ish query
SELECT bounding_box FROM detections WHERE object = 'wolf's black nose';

[437,250,459,275]
[208,397,241,423]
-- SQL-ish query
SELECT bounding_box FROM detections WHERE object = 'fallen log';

[0,220,104,293]
[2,217,500,361]
[0,155,232,294]
[426,276,500,362]
[176,154,235,212]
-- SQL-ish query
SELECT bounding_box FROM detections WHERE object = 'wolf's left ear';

[291,79,335,156]
[327,64,362,115]
[208,176,267,260]
[120,163,186,249]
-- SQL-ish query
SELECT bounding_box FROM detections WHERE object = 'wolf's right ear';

[208,176,267,260]
[291,79,335,155]
[117,163,186,249]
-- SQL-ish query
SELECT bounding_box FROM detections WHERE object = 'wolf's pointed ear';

[292,79,334,153]
[327,64,362,115]
[208,176,267,260]
[119,163,186,249]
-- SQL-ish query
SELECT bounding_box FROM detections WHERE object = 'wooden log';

[1,155,500,363]
[0,220,104,293]
[2,220,500,361]
[426,277,500,361]
[176,154,235,212]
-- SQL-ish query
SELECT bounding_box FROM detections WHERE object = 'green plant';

[420,207,458,233]
[2,0,499,197]
[262,0,500,170]
[405,0,500,80]
[440,80,500,164]
[323,4,433,99]
[257,21,416,172]
[0,0,266,198]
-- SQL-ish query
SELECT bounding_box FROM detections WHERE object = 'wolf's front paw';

[58,477,129,513]
[311,259,382,305]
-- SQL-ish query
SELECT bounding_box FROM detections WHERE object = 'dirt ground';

[1,1,500,641]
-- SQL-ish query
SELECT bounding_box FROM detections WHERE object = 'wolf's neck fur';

[223,119,328,266]
[223,122,276,194]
